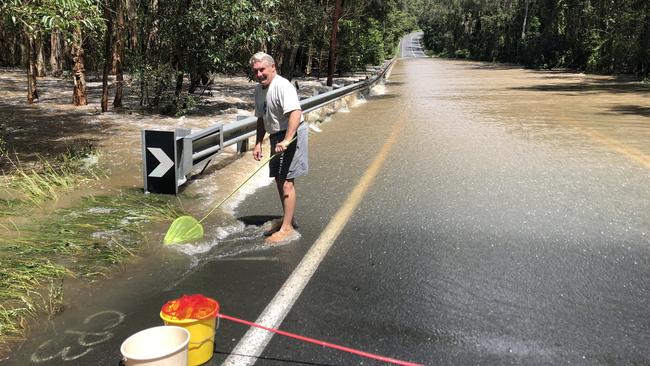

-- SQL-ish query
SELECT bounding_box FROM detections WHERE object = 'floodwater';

[405,59,649,160]
[1,57,648,364]
[335,57,649,364]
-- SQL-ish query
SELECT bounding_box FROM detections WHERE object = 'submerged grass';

[0,144,106,211]
[0,190,183,355]
[0,139,186,356]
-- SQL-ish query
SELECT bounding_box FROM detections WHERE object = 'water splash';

[370,83,387,96]
[223,171,274,214]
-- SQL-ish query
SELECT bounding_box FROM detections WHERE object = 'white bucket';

[121,326,190,366]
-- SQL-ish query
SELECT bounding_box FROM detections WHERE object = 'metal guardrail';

[142,58,396,194]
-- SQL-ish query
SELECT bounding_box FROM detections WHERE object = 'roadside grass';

[0,144,106,212]
[0,144,183,355]
[0,191,182,354]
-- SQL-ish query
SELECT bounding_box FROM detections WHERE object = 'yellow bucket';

[160,296,219,366]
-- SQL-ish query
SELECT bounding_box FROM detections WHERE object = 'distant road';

[400,31,425,58]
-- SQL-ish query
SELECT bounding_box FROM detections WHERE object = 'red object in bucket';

[161,294,219,320]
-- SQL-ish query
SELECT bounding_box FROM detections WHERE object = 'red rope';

[218,313,424,366]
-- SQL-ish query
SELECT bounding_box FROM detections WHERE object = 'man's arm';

[275,109,301,152]
[253,117,266,161]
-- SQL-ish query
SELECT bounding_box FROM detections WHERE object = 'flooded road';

[3,54,649,365]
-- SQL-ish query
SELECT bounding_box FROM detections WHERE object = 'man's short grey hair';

[250,52,275,66]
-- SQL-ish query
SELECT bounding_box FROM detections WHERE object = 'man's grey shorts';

[269,122,308,179]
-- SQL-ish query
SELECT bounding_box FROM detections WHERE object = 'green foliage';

[2,0,103,38]
[416,0,649,76]
[339,18,386,72]
[334,0,415,73]
[121,0,412,112]
[131,62,177,108]
[129,58,195,115]
[3,0,414,89]
[171,93,197,117]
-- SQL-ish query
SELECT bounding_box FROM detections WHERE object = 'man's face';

[252,60,276,87]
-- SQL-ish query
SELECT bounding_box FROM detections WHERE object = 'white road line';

[223,121,404,366]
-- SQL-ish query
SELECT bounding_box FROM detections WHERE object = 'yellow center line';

[577,126,650,170]
[322,120,404,241]
[224,113,405,366]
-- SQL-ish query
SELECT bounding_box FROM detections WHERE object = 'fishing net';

[163,137,295,246]
[161,294,219,321]
[163,215,204,245]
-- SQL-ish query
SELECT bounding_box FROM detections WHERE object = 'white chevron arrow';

[147,147,174,177]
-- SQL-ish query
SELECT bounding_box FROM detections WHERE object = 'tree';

[326,0,342,86]
[416,0,649,76]
[2,0,43,103]
[70,25,88,105]
[113,0,125,107]
[1,0,104,105]
[101,0,114,112]
[50,29,63,76]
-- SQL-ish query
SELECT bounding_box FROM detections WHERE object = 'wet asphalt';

[3,35,649,366]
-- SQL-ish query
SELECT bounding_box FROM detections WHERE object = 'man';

[250,52,308,244]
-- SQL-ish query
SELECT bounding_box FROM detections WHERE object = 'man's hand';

[275,139,291,153]
[253,143,263,161]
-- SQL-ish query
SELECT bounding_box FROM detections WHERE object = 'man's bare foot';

[264,228,300,245]
[262,217,299,236]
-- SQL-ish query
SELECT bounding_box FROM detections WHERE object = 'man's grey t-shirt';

[254,74,303,134]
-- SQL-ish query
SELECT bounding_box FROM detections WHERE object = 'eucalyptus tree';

[2,0,45,102]
[326,0,343,86]
[101,0,114,112]
[113,0,125,106]
[1,0,104,105]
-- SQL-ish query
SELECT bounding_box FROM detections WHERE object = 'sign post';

[142,130,178,194]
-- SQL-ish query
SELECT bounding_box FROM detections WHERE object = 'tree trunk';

[113,0,125,107]
[26,35,39,103]
[20,38,27,66]
[50,29,63,77]
[0,26,9,65]
[172,0,191,97]
[145,0,159,55]
[285,44,299,80]
[326,0,342,87]
[126,0,138,50]
[36,37,46,76]
[275,49,285,75]
[1,27,19,66]
[72,26,88,106]
[62,34,72,71]
[305,43,313,76]
[188,72,200,93]
[101,0,114,112]
[521,0,529,40]
[174,57,183,97]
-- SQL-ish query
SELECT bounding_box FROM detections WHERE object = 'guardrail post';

[182,133,193,180]
[175,128,191,187]
[236,115,249,154]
